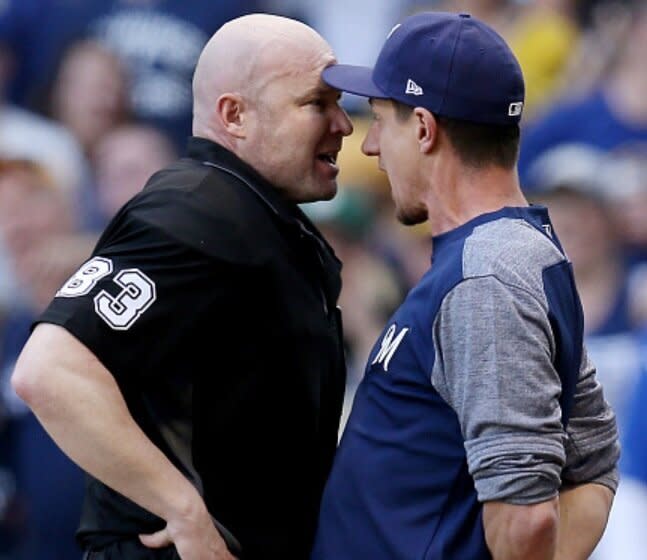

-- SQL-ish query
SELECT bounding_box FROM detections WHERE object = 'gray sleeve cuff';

[562,465,620,494]
[466,432,565,505]
[595,466,620,493]
[561,348,621,488]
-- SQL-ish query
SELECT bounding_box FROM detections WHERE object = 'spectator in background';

[0,158,84,560]
[0,29,84,196]
[93,123,176,227]
[518,1,647,185]
[420,0,580,119]
[0,0,262,149]
[528,147,647,426]
[44,39,130,160]
[505,0,580,118]
[601,153,647,267]
[37,38,130,228]
[0,27,87,432]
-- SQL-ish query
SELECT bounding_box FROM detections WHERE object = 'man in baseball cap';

[312,11,619,560]
[323,11,525,126]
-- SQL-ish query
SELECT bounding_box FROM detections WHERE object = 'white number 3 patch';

[57,257,156,330]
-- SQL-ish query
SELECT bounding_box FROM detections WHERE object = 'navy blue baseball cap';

[323,12,525,125]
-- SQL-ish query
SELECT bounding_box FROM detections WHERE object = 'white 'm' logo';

[372,324,409,372]
[405,79,423,96]
[508,101,523,117]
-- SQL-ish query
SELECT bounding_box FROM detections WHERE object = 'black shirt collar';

[186,136,304,223]
[186,136,338,257]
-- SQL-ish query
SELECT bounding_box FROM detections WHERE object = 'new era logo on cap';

[405,79,423,96]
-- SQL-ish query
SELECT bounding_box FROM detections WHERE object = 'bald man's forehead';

[263,41,334,79]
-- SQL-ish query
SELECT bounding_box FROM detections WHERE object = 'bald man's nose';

[331,105,353,137]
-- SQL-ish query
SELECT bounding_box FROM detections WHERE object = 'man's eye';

[309,99,324,108]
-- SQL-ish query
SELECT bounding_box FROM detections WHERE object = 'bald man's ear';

[215,93,247,139]
[414,108,438,154]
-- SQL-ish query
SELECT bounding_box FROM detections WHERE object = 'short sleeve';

[38,214,242,387]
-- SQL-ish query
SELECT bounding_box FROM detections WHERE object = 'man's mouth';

[316,151,338,166]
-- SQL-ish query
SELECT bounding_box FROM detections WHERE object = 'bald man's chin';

[320,181,339,202]
[298,179,339,204]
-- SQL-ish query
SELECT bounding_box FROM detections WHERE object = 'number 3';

[94,269,156,330]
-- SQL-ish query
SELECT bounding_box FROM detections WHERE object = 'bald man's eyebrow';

[296,86,341,103]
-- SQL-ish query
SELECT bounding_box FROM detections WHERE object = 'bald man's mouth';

[315,150,340,177]
[317,150,338,165]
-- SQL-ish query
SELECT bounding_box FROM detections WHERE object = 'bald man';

[12,14,352,560]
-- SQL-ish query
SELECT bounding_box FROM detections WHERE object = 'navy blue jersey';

[312,206,619,560]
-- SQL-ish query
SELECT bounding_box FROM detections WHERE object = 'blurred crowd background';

[0,0,645,558]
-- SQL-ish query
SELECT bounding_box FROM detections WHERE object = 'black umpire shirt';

[37,137,347,559]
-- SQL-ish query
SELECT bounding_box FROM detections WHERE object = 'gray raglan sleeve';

[431,275,566,505]
[561,346,620,492]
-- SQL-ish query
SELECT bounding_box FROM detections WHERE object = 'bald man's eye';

[308,98,325,111]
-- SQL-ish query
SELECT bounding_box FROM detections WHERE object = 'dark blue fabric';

[542,262,583,426]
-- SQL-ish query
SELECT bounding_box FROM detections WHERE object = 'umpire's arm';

[11,323,235,560]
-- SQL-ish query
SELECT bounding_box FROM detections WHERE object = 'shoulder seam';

[450,274,548,311]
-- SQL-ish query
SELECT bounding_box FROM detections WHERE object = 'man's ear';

[414,107,438,154]
[214,93,246,139]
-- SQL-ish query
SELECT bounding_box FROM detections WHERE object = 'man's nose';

[330,105,353,137]
[361,123,379,156]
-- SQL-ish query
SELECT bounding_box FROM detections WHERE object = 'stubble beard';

[396,202,427,226]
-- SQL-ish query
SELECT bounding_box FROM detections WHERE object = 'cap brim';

[322,64,388,99]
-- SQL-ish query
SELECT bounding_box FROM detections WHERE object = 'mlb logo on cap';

[508,102,524,117]
[323,12,525,125]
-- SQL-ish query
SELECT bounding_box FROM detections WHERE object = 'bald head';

[192,14,333,143]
